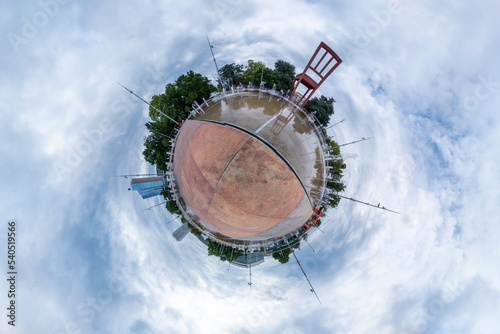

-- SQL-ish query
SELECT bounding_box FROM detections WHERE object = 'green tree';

[142,132,170,169]
[149,70,216,121]
[207,240,241,262]
[243,60,267,84]
[219,63,244,86]
[249,67,281,89]
[142,116,175,169]
[272,248,292,264]
[326,136,341,156]
[165,200,181,215]
[271,242,300,264]
[188,223,202,237]
[327,181,345,193]
[304,95,336,127]
[327,195,341,208]
[143,71,216,168]
[326,137,346,194]
[274,60,295,90]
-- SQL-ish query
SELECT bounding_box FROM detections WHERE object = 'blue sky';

[1,0,499,333]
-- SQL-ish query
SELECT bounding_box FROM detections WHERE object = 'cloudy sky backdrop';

[1,0,499,333]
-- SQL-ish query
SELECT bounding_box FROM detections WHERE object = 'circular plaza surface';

[173,91,325,241]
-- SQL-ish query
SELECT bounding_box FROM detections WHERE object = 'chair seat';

[294,73,318,90]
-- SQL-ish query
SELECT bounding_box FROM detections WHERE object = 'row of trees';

[207,240,243,262]
[324,135,345,209]
[218,59,296,91]
[220,60,337,127]
[142,70,337,172]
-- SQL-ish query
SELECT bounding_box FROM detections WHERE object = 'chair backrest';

[290,42,342,108]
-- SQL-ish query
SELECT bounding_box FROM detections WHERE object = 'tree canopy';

[256,67,281,88]
[143,71,215,170]
[325,137,346,194]
[242,60,267,84]
[165,199,182,215]
[207,240,242,262]
[217,59,296,91]
[149,70,216,122]
[274,60,295,90]
[219,63,244,86]
[271,242,300,264]
[304,95,336,127]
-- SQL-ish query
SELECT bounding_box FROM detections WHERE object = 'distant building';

[131,176,164,199]
[231,252,265,268]
[173,223,190,242]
